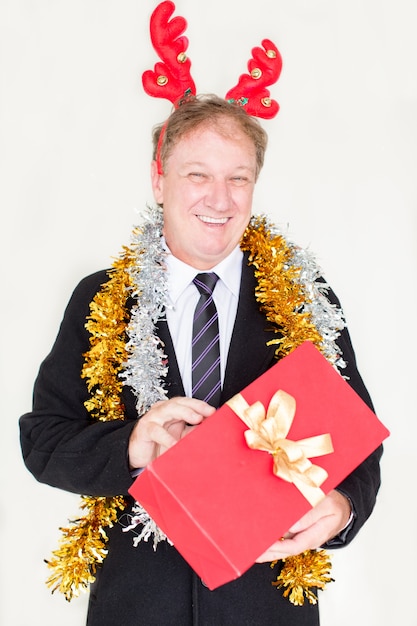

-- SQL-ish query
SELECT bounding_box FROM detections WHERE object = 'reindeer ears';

[142,1,282,119]
[142,1,196,107]
[225,39,282,119]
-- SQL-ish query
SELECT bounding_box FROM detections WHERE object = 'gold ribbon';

[226,390,334,507]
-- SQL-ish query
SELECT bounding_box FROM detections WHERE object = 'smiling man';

[20,95,382,625]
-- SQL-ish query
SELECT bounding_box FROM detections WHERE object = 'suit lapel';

[221,254,279,403]
[156,317,186,399]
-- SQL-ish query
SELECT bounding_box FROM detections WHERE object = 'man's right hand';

[128,396,216,470]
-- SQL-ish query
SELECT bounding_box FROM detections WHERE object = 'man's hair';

[152,95,268,179]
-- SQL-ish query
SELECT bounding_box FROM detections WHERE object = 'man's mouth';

[196,215,229,225]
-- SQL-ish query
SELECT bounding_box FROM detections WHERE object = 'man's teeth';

[197,215,228,224]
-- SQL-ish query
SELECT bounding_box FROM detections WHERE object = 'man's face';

[151,122,257,270]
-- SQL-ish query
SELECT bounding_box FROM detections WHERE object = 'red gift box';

[129,341,389,590]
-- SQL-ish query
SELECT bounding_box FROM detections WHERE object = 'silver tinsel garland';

[266,217,346,372]
[120,205,170,414]
[120,205,171,545]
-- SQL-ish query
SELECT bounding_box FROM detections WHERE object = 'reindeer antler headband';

[143,1,283,172]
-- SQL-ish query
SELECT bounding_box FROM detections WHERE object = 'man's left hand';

[255,489,351,562]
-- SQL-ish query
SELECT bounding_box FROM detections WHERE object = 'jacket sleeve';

[322,286,383,548]
[19,271,138,497]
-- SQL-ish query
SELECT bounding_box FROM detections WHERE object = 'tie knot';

[193,273,219,296]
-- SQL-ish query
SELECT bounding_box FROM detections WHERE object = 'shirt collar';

[163,239,243,306]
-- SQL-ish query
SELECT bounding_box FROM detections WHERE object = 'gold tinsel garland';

[46,214,341,603]
[272,549,333,605]
[240,216,324,358]
[81,248,135,421]
[45,251,136,600]
[45,495,126,600]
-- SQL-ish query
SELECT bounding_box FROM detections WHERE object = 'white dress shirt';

[164,243,243,397]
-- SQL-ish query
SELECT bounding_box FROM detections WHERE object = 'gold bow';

[226,390,333,507]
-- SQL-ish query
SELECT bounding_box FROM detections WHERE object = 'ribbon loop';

[226,389,334,507]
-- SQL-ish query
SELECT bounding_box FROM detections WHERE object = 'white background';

[1,1,416,624]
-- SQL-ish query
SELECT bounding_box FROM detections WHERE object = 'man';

[20,95,382,625]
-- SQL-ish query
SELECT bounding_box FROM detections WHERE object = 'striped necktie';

[191,273,221,408]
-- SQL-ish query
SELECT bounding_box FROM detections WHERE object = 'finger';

[169,397,216,424]
[255,520,330,562]
[144,397,215,428]
[288,491,350,538]
[170,396,217,413]
[288,510,319,534]
[284,518,335,553]
[255,538,296,562]
[146,421,180,449]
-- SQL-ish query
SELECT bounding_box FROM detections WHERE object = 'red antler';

[225,39,282,119]
[142,1,196,108]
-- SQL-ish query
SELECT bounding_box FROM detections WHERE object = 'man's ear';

[151,160,164,204]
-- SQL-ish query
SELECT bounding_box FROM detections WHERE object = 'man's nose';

[205,179,231,211]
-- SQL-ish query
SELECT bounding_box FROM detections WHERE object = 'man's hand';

[256,489,352,562]
[128,397,215,469]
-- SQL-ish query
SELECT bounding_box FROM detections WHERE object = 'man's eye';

[188,172,206,181]
[231,176,249,185]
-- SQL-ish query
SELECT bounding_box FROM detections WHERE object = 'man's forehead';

[172,123,256,153]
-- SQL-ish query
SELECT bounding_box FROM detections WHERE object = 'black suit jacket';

[20,258,382,626]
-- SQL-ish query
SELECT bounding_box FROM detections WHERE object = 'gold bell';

[251,68,262,80]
